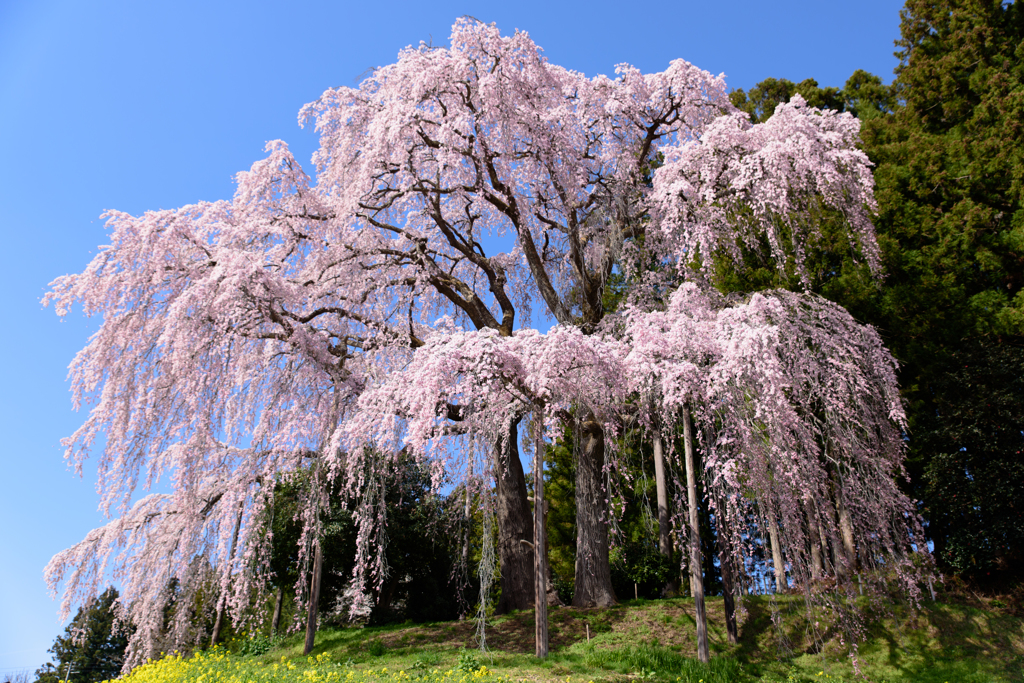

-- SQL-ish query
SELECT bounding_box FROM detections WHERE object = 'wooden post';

[533,405,549,658]
[653,430,672,557]
[683,405,709,664]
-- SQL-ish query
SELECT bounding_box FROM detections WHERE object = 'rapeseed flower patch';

[107,649,510,683]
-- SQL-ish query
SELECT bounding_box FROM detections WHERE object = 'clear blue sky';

[0,0,904,675]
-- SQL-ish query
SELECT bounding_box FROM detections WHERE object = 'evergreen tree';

[730,0,1024,583]
[34,588,127,683]
[860,0,1024,582]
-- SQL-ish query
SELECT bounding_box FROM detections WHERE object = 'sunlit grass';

[110,596,1024,683]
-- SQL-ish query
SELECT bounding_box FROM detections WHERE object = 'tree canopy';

[45,18,926,669]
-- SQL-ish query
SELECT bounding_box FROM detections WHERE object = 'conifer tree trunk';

[683,406,710,663]
[572,414,617,608]
[303,543,322,656]
[271,585,284,635]
[495,416,536,614]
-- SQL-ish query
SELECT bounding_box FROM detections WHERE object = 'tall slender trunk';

[653,432,671,556]
[714,498,739,644]
[303,542,322,656]
[767,509,787,593]
[271,585,284,635]
[573,415,616,608]
[463,483,471,569]
[533,406,549,658]
[653,431,679,597]
[683,406,710,663]
[210,505,243,648]
[495,416,535,614]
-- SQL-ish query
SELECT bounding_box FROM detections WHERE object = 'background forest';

[14,0,1024,681]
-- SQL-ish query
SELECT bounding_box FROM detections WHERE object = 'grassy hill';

[115,595,1024,683]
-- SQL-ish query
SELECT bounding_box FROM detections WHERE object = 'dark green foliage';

[237,632,282,657]
[729,77,845,123]
[728,71,894,125]
[610,541,678,600]
[34,588,128,683]
[264,459,468,630]
[373,466,469,624]
[918,340,1024,581]
[544,420,731,602]
[859,0,1024,581]
[544,428,578,599]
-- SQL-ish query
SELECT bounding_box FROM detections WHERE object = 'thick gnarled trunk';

[495,416,536,614]
[573,416,616,608]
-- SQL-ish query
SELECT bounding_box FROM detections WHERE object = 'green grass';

[124,595,1024,683]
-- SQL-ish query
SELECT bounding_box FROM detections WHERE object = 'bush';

[237,633,281,657]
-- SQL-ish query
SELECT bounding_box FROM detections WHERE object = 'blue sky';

[0,0,904,675]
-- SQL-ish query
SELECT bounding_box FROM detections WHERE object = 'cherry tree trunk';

[572,415,616,608]
[495,416,536,614]
[820,519,834,577]
[829,469,857,577]
[303,543,322,656]
[533,406,549,658]
[714,499,739,644]
[683,406,710,664]
[837,498,857,576]
[768,511,787,593]
[806,504,823,581]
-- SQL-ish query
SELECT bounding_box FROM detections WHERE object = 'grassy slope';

[251,596,1023,683]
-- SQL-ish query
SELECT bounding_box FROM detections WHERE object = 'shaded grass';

[236,595,1023,682]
